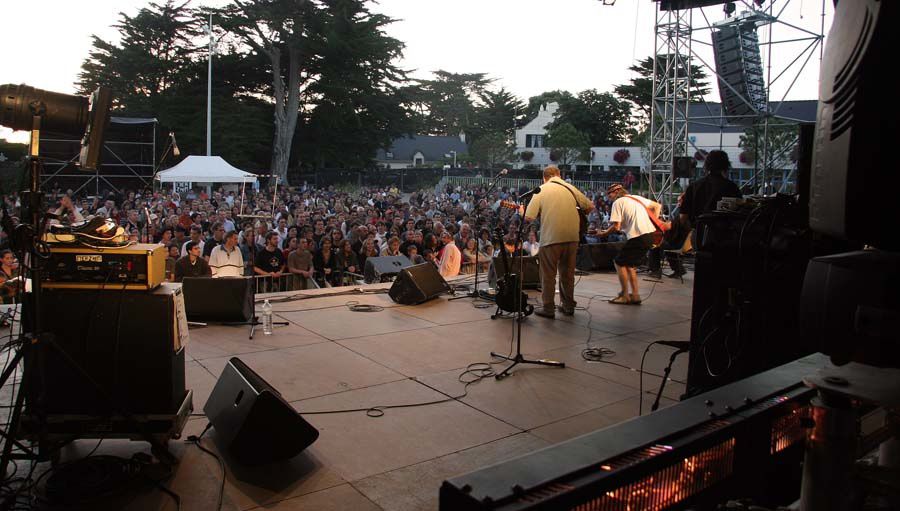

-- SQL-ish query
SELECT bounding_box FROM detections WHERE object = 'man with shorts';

[598,183,660,305]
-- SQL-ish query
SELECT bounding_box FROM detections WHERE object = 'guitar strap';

[624,195,667,232]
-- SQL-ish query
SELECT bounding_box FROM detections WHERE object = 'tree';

[613,55,711,126]
[407,71,492,137]
[474,88,526,137]
[525,90,575,122]
[739,120,799,170]
[297,0,413,169]
[220,0,321,183]
[545,123,590,170]
[551,90,633,146]
[469,132,514,169]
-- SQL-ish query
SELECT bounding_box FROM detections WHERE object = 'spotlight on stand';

[0,83,112,170]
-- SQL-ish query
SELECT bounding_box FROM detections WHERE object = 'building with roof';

[513,100,818,176]
[374,135,469,169]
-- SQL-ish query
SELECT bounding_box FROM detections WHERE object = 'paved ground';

[4,269,693,510]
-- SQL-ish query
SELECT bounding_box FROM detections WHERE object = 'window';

[526,135,545,148]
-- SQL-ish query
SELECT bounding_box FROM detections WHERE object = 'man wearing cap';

[598,183,661,305]
[523,165,594,319]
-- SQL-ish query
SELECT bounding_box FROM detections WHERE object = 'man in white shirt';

[598,183,660,305]
[209,230,244,278]
[181,226,205,258]
[437,230,461,278]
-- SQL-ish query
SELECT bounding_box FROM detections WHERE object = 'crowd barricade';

[253,273,320,294]
[443,176,618,194]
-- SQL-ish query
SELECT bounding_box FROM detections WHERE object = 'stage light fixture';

[0,83,112,170]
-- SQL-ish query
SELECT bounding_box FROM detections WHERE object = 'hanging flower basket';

[520,150,534,162]
[739,151,754,164]
[613,149,630,164]
[694,149,708,161]
[549,150,561,162]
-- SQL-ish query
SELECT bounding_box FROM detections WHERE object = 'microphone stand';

[492,189,565,380]
[449,170,507,302]
[651,345,689,412]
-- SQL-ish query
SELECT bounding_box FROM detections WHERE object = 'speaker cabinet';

[182,276,254,322]
[388,263,450,305]
[712,23,766,123]
[364,255,412,283]
[205,357,320,466]
[27,283,187,415]
[576,242,624,271]
[490,255,540,289]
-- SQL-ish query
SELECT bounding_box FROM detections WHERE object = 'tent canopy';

[155,155,257,183]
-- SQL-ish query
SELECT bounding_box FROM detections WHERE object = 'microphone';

[657,340,690,350]
[519,186,542,199]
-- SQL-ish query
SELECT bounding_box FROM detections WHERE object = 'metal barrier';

[252,271,366,294]
[443,176,618,193]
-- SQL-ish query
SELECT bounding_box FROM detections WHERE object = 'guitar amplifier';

[42,243,167,290]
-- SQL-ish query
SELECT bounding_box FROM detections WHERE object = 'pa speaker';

[364,255,412,283]
[712,23,767,123]
[182,276,254,322]
[490,255,540,289]
[205,357,319,466]
[673,156,696,179]
[388,263,450,305]
[576,242,625,271]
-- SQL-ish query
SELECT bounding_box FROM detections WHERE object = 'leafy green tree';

[739,121,799,169]
[551,90,633,146]
[298,0,413,169]
[407,70,492,137]
[546,123,590,170]
[469,132,514,169]
[614,55,710,126]
[219,0,322,182]
[474,88,526,137]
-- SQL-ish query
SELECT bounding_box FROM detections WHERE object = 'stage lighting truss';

[647,0,830,207]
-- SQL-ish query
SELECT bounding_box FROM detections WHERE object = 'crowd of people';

[0,177,618,296]
[0,153,739,310]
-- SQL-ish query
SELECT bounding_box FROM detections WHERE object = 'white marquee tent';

[155,155,257,183]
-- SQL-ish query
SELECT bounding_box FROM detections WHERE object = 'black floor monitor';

[182,276,254,323]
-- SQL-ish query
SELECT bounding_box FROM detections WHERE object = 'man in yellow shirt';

[524,166,594,319]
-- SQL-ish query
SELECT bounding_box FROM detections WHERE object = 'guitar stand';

[491,303,533,321]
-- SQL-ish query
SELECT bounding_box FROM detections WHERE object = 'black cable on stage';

[185,423,223,511]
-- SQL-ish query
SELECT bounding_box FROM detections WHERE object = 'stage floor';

[8,270,693,510]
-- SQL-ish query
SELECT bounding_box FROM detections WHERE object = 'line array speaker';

[712,22,767,123]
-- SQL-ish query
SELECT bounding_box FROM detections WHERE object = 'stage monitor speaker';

[388,263,450,305]
[205,357,319,466]
[27,283,187,415]
[182,276,254,323]
[673,156,696,178]
[576,242,624,271]
[490,255,540,289]
[364,255,412,283]
[712,22,767,124]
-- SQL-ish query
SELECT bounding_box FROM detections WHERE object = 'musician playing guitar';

[596,183,664,305]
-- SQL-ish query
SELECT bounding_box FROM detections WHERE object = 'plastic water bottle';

[262,299,273,335]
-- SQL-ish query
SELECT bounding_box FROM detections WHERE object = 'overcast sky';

[1,0,832,143]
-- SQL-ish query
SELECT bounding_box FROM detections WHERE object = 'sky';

[0,0,833,144]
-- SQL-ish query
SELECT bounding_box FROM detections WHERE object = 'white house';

[513,100,818,177]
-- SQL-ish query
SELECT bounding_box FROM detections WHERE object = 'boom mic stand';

[450,169,508,302]
[491,189,565,380]
[651,341,690,412]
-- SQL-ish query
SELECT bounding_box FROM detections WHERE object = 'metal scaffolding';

[647,0,828,206]
[40,117,158,197]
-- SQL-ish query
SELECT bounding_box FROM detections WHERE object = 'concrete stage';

[15,270,693,510]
